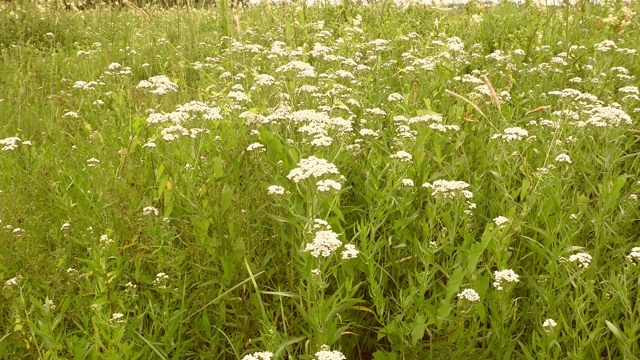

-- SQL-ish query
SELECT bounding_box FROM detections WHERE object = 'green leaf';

[373,350,398,360]
[410,314,426,346]
[467,224,493,272]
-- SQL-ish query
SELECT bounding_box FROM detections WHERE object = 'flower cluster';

[542,318,557,333]
[493,216,509,229]
[493,269,520,290]
[241,352,273,360]
[287,156,340,183]
[422,180,473,200]
[457,288,480,303]
[627,247,640,265]
[143,206,159,216]
[491,127,529,142]
[137,75,178,95]
[314,345,346,360]
[568,252,592,269]
[267,185,286,195]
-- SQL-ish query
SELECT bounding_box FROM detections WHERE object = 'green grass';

[1,0,640,358]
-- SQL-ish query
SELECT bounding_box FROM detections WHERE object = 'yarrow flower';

[316,179,342,192]
[304,230,342,258]
[153,272,170,289]
[457,288,480,303]
[287,156,340,183]
[387,93,403,102]
[137,75,178,95]
[390,151,413,162]
[87,158,100,167]
[109,312,125,324]
[493,269,520,290]
[241,352,273,360]
[422,180,473,200]
[267,185,285,195]
[568,252,592,269]
[143,206,159,216]
[401,179,414,187]
[3,275,22,289]
[1,137,22,151]
[247,142,265,152]
[491,127,528,142]
[542,318,557,333]
[493,216,509,229]
[627,247,640,265]
[341,244,360,259]
[314,345,346,360]
[555,153,572,164]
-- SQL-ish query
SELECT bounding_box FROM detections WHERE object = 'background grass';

[1,0,640,358]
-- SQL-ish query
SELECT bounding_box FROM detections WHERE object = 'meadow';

[1,0,640,358]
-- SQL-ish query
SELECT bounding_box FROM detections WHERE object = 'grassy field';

[1,0,640,358]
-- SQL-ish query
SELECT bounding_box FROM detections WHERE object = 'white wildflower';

[493,269,520,290]
[401,179,414,187]
[0,137,22,151]
[316,179,342,192]
[555,154,572,164]
[568,252,592,269]
[627,247,640,265]
[387,93,403,102]
[247,143,265,152]
[341,244,359,260]
[304,230,342,258]
[87,158,100,167]
[267,185,285,195]
[422,180,473,200]
[491,127,528,142]
[137,75,178,95]
[3,275,22,289]
[287,157,340,183]
[390,151,412,162]
[314,345,346,360]
[109,312,125,324]
[143,206,159,216]
[457,288,480,303]
[241,352,274,360]
[542,318,557,333]
[493,216,509,229]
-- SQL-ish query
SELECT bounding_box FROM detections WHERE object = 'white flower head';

[3,275,23,289]
[241,351,274,360]
[493,216,509,229]
[568,252,592,269]
[493,269,520,290]
[109,312,126,324]
[304,230,342,258]
[143,206,159,216]
[137,75,178,95]
[341,244,359,260]
[247,142,265,152]
[555,153,572,164]
[542,318,557,333]
[422,180,473,200]
[83,156,101,167]
[387,93,403,102]
[267,185,285,195]
[316,179,342,192]
[390,151,413,162]
[287,156,340,183]
[491,127,528,142]
[401,179,414,187]
[314,345,346,360]
[0,135,17,151]
[457,288,480,303]
[627,247,640,265]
